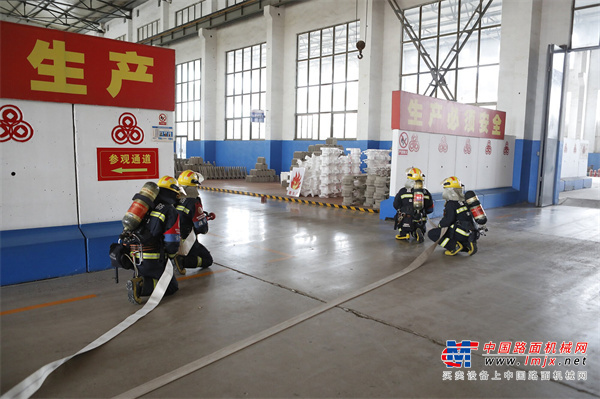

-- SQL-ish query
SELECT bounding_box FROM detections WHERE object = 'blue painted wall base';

[80,221,124,272]
[560,177,593,191]
[186,139,393,175]
[0,226,87,286]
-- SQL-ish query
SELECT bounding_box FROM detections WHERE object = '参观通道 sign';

[97,148,159,181]
[392,91,505,140]
[0,21,174,111]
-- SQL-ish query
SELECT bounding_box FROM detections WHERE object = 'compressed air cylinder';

[122,182,160,232]
[465,190,487,225]
[412,179,424,210]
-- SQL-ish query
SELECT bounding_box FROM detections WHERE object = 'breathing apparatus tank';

[122,182,160,233]
[465,190,487,225]
[412,179,424,211]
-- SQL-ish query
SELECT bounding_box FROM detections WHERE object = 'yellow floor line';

[0,294,97,316]
[199,186,379,213]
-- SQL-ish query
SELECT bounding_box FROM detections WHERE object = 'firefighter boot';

[467,241,478,256]
[126,277,143,305]
[173,255,186,275]
[415,228,424,243]
[444,242,463,256]
[396,229,410,240]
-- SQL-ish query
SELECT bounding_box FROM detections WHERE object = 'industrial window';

[295,21,360,140]
[114,34,126,41]
[572,0,600,48]
[175,2,205,26]
[400,0,502,108]
[225,44,266,140]
[137,20,158,41]
[175,59,201,158]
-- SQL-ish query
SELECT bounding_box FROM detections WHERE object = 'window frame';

[175,59,202,158]
[225,43,267,141]
[295,20,360,140]
[400,0,502,109]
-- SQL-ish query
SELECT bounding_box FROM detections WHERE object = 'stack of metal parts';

[318,147,344,197]
[174,156,246,180]
[246,157,278,182]
[289,137,345,172]
[362,149,392,176]
[372,176,391,210]
[341,175,367,206]
[346,148,362,174]
[363,175,377,208]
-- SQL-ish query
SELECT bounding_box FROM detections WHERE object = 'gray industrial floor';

[1,181,599,398]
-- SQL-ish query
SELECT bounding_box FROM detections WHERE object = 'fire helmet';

[441,176,463,189]
[178,170,204,186]
[406,167,424,181]
[157,175,181,193]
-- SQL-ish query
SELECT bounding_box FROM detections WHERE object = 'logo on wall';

[573,144,577,154]
[564,143,568,153]
[485,140,492,155]
[112,112,144,145]
[409,134,420,152]
[464,139,472,155]
[581,144,587,156]
[438,136,448,153]
[503,141,510,156]
[0,104,34,143]
[398,131,409,155]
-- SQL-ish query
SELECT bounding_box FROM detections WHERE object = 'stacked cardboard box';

[246,157,278,182]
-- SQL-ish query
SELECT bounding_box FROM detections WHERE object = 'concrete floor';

[1,181,599,398]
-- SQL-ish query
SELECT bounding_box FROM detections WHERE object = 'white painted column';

[497,0,537,141]
[265,5,285,141]
[357,0,384,142]
[199,28,217,141]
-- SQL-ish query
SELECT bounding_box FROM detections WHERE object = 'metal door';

[537,45,567,206]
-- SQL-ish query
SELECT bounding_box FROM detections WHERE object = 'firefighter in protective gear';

[173,170,213,275]
[392,167,434,243]
[125,176,181,304]
[427,176,478,256]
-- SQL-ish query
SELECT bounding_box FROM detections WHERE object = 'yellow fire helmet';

[441,176,463,189]
[157,175,181,193]
[406,167,424,181]
[178,170,205,186]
